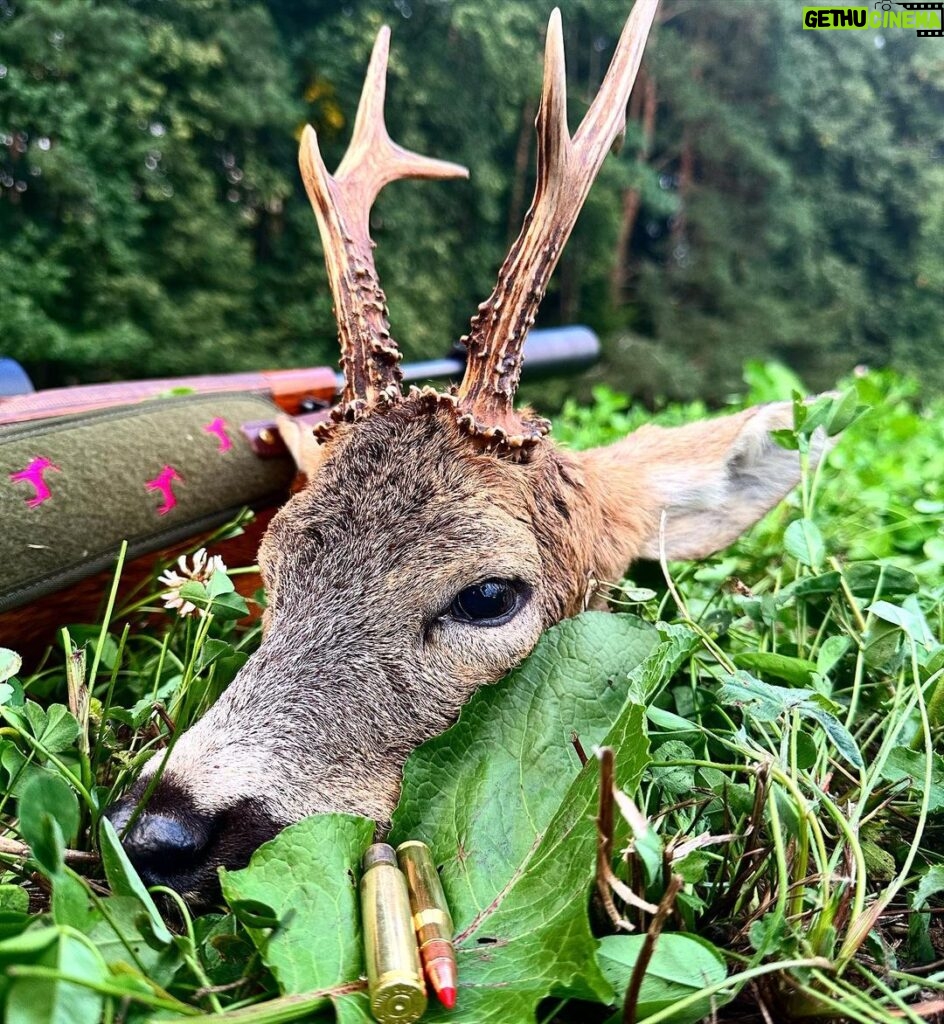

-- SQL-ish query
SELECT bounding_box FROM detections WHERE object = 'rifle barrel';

[0,327,599,426]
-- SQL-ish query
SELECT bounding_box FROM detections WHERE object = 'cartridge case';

[360,843,427,1024]
[397,840,458,1008]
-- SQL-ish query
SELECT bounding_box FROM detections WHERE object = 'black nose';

[106,777,286,904]
[106,793,213,887]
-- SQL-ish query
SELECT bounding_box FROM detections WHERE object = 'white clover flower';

[159,547,227,618]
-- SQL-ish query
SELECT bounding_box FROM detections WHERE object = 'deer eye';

[449,579,520,625]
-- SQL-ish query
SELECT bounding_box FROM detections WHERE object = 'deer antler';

[457,0,659,450]
[299,28,468,425]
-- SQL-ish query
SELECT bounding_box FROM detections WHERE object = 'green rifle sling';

[0,393,295,614]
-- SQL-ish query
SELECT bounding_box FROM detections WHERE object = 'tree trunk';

[506,98,536,247]
[609,65,657,308]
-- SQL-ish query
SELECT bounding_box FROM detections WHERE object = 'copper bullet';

[397,840,459,1009]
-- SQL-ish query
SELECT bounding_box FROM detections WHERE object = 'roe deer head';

[108,0,829,903]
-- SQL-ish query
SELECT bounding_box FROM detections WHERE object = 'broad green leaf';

[221,814,373,997]
[5,929,108,1024]
[770,428,799,451]
[597,933,730,1023]
[18,775,79,877]
[0,743,53,798]
[38,707,80,754]
[912,865,944,912]
[733,652,817,686]
[816,635,851,676]
[880,748,944,813]
[908,865,944,964]
[389,613,656,1021]
[179,581,248,621]
[719,673,863,767]
[650,741,697,796]
[867,599,936,647]
[51,872,96,932]
[198,639,238,671]
[825,387,862,436]
[85,896,184,987]
[784,518,825,568]
[802,706,863,769]
[207,569,236,597]
[627,623,700,701]
[0,648,22,684]
[2,704,79,755]
[719,671,806,722]
[845,564,919,597]
[0,886,28,914]
[98,819,172,946]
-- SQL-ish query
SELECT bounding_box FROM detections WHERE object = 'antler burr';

[299,27,468,425]
[457,0,659,450]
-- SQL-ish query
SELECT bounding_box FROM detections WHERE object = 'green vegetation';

[1,364,942,1023]
[2,0,943,397]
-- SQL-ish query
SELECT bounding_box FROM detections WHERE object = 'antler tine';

[300,27,468,421]
[457,0,659,449]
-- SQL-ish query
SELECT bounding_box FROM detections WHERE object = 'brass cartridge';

[397,840,458,1008]
[360,843,428,1023]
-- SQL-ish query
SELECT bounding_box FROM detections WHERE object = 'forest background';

[1,0,943,404]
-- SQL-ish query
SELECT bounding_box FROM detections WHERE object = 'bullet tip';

[437,987,457,1009]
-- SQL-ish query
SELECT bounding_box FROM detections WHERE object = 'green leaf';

[912,865,944,912]
[719,673,863,767]
[867,599,936,647]
[880,748,944,812]
[0,885,28,914]
[816,635,851,676]
[733,652,818,687]
[802,705,863,769]
[98,818,172,946]
[0,648,22,684]
[390,613,655,1020]
[627,623,700,702]
[825,388,862,436]
[207,569,236,597]
[85,896,184,986]
[2,703,79,755]
[597,933,730,1023]
[770,428,799,451]
[179,581,249,621]
[18,775,80,876]
[908,865,944,964]
[784,518,825,568]
[650,741,697,796]
[719,671,807,722]
[787,564,919,600]
[221,814,373,997]
[4,929,109,1024]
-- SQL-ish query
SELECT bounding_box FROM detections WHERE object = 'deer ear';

[276,415,326,478]
[579,402,832,564]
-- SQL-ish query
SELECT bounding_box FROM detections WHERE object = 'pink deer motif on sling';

[145,465,183,516]
[203,417,233,453]
[9,456,60,508]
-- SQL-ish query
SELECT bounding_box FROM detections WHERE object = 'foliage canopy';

[1,0,942,396]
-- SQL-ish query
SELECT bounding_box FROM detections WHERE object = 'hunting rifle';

[0,326,598,426]
[0,326,598,657]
